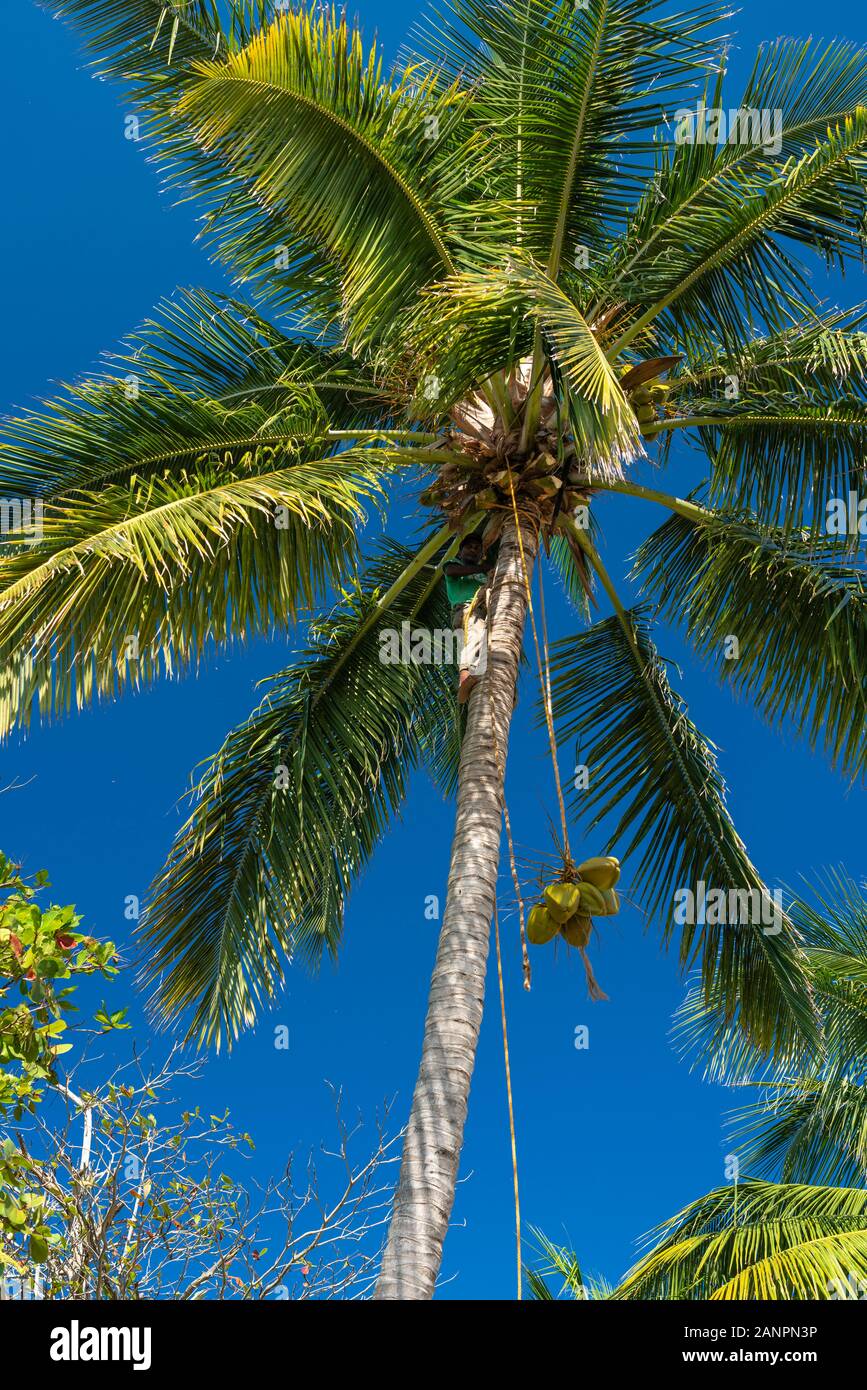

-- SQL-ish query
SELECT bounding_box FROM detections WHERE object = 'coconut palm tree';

[531,1182,867,1299]
[532,872,867,1299]
[3,0,867,1298]
[531,1181,867,1299]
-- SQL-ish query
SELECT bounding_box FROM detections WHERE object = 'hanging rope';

[494,895,522,1301]
[485,651,532,990]
[535,553,570,842]
[505,472,572,866]
[502,482,609,1002]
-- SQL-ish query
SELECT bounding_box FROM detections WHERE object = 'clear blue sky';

[1,0,865,1298]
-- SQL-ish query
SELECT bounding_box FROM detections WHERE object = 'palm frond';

[138,540,458,1047]
[547,608,816,1056]
[0,289,389,495]
[675,866,867,1083]
[39,0,240,76]
[0,452,388,737]
[548,531,595,617]
[514,263,639,472]
[662,310,867,517]
[603,41,867,349]
[634,513,867,780]
[734,1077,867,1188]
[673,306,867,402]
[700,405,867,523]
[794,869,867,1070]
[166,9,479,347]
[41,2,336,316]
[399,260,638,469]
[525,1227,590,1301]
[616,1180,867,1299]
[684,869,867,1181]
[120,288,387,415]
[411,0,728,262]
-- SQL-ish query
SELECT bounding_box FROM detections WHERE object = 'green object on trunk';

[444,571,487,609]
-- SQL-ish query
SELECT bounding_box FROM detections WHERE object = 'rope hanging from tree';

[482,476,620,1001]
[493,894,522,1301]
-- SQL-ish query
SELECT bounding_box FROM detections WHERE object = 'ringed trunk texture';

[374,519,537,1300]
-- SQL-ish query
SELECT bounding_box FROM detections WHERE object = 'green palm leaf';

[398,260,637,467]
[547,607,816,1055]
[40,0,234,76]
[138,540,458,1047]
[700,405,867,523]
[41,1,338,316]
[0,289,391,495]
[121,289,388,416]
[615,1180,867,1299]
[512,262,638,469]
[412,0,727,263]
[524,1228,591,1301]
[734,1077,867,1189]
[605,42,867,350]
[658,310,867,516]
[634,513,867,779]
[675,871,867,1154]
[0,452,387,737]
[673,307,867,403]
[167,9,475,347]
[711,870,867,1184]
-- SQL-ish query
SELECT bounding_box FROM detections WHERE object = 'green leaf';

[0,288,387,496]
[547,607,817,1057]
[166,9,467,348]
[29,1233,49,1264]
[413,0,727,264]
[139,539,458,1047]
[634,512,867,779]
[615,1180,867,1300]
[0,450,389,738]
[604,40,867,350]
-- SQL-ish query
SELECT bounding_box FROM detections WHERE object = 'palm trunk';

[374,518,536,1300]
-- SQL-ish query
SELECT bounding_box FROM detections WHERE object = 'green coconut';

[544,882,582,924]
[577,856,620,890]
[577,880,606,916]
[527,904,559,946]
[561,914,592,948]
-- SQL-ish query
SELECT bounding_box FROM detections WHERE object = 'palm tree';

[616,1180,867,1299]
[530,1182,867,1299]
[532,872,867,1299]
[3,0,867,1297]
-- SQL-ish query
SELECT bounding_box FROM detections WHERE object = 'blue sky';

[1,0,865,1298]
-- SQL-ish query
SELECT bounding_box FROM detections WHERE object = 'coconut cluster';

[527,856,621,949]
[628,379,671,441]
[420,365,589,544]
